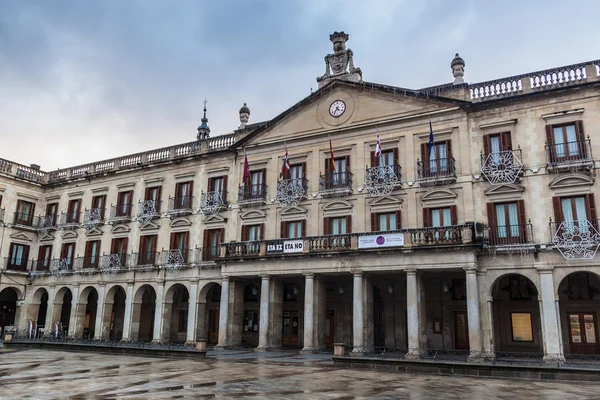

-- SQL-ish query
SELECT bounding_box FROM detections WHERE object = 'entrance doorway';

[282,310,299,346]
[208,310,219,344]
[373,286,385,348]
[454,311,469,350]
[325,309,335,348]
[568,313,599,354]
[0,288,18,330]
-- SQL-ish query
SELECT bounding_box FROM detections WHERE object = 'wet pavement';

[0,348,599,399]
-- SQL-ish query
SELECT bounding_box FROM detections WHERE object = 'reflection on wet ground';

[0,348,599,399]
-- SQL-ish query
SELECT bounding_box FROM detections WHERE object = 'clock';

[329,100,346,117]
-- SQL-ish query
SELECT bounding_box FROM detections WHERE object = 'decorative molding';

[285,153,310,164]
[91,187,109,193]
[479,119,518,130]
[140,221,160,231]
[144,177,164,185]
[39,233,55,242]
[549,173,595,195]
[542,108,584,121]
[110,224,131,236]
[0,184,6,192]
[16,192,39,201]
[321,146,352,156]
[322,199,353,217]
[280,205,308,221]
[45,194,61,201]
[417,128,455,139]
[206,167,230,177]
[170,217,192,228]
[85,227,103,237]
[484,183,526,201]
[67,191,84,198]
[421,188,458,208]
[240,209,267,220]
[368,195,403,212]
[61,230,78,240]
[174,172,196,180]
[9,232,33,242]
[116,182,136,189]
[368,139,399,150]
[204,214,227,226]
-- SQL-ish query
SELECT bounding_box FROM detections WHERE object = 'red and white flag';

[375,127,382,158]
[280,145,291,179]
[242,148,250,184]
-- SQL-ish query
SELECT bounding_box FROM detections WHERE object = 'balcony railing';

[364,165,402,196]
[238,184,268,206]
[5,257,28,271]
[36,214,58,232]
[13,212,35,227]
[77,256,101,269]
[410,225,465,246]
[31,259,51,272]
[480,149,524,184]
[203,246,220,261]
[545,138,594,172]
[417,157,456,186]
[167,196,195,216]
[83,208,105,229]
[309,235,352,251]
[275,178,308,207]
[132,251,160,266]
[550,219,600,260]
[109,204,133,222]
[161,248,196,265]
[199,191,227,215]
[224,242,262,257]
[59,212,81,227]
[484,223,534,249]
[319,171,353,197]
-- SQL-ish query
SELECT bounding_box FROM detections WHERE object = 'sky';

[1,0,599,170]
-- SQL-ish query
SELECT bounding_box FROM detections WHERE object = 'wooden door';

[454,311,470,350]
[282,310,299,346]
[325,309,335,348]
[208,310,219,344]
[568,313,599,355]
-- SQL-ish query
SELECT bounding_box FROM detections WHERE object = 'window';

[371,211,401,231]
[145,186,162,212]
[423,206,457,240]
[325,156,350,187]
[110,238,128,260]
[116,191,133,217]
[487,201,526,243]
[371,149,398,167]
[83,241,100,268]
[203,228,224,261]
[284,163,306,180]
[67,199,81,223]
[175,181,193,209]
[284,284,298,302]
[553,194,597,231]
[15,200,35,225]
[45,202,59,225]
[170,231,189,262]
[323,216,352,238]
[138,235,157,265]
[91,195,106,219]
[60,243,76,268]
[243,311,259,332]
[241,224,263,242]
[8,243,29,270]
[484,132,512,156]
[546,121,585,162]
[36,245,53,271]
[421,140,452,176]
[242,170,266,200]
[208,176,228,202]
[511,312,533,342]
[281,220,305,239]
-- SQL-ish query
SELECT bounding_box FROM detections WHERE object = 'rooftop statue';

[317,32,363,88]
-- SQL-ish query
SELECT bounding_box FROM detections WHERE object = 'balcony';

[76,256,101,269]
[275,178,308,207]
[203,246,220,261]
[31,259,51,272]
[484,223,535,253]
[109,204,133,223]
[167,195,194,217]
[58,212,81,229]
[83,208,105,230]
[319,171,353,198]
[36,214,58,233]
[417,157,456,186]
[238,184,268,208]
[99,253,128,274]
[480,149,524,184]
[160,248,196,271]
[12,212,37,229]
[546,138,594,172]
[199,191,227,216]
[4,256,28,271]
[135,200,162,225]
[132,251,160,267]
[220,224,475,261]
[364,165,402,196]
[550,219,600,260]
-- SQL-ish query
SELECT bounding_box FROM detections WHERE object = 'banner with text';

[358,233,404,249]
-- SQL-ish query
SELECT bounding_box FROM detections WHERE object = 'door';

[282,310,299,346]
[325,309,335,348]
[568,313,599,354]
[208,310,219,344]
[454,311,470,350]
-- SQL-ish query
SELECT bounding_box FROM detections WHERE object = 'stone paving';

[1,348,600,399]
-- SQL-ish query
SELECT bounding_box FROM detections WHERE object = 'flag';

[427,120,434,159]
[329,137,336,172]
[242,148,250,184]
[375,127,382,158]
[280,145,290,179]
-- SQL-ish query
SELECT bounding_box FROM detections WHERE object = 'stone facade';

[1,34,600,361]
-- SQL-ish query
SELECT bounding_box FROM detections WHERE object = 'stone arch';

[49,286,72,336]
[490,273,542,354]
[554,267,600,293]
[197,281,222,344]
[0,287,21,331]
[132,284,156,341]
[102,285,126,340]
[75,286,99,339]
[163,283,189,342]
[24,287,49,335]
[557,271,600,356]
[485,270,540,298]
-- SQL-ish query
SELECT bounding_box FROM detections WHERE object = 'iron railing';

[77,256,101,269]
[410,224,465,245]
[160,248,195,264]
[132,251,160,266]
[13,212,35,227]
[275,177,308,204]
[36,214,58,230]
[319,171,353,193]
[52,257,75,270]
[167,195,195,213]
[365,164,402,186]
[417,157,456,184]
[84,207,105,222]
[136,199,162,216]
[484,223,534,247]
[109,204,133,220]
[238,183,268,203]
[546,138,593,169]
[31,258,52,272]
[4,256,28,271]
[199,191,227,214]
[59,211,81,226]
[203,246,220,261]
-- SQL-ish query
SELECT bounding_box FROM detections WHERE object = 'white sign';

[283,239,304,253]
[358,233,404,249]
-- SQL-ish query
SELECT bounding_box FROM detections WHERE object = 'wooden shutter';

[175,182,182,198]
[545,124,554,161]
[486,203,497,227]
[260,223,265,240]
[420,143,428,162]
[445,140,453,159]
[552,196,564,224]
[202,229,209,251]
[346,215,352,234]
[502,132,513,151]
[450,205,458,225]
[323,217,331,235]
[280,221,287,238]
[222,176,228,202]
[301,162,307,179]
[218,228,225,244]
[577,121,586,157]
[241,225,248,241]
[586,193,597,222]
[61,243,68,259]
[423,208,430,227]
[371,213,378,231]
[301,220,307,237]
[170,232,176,250]
[84,242,92,259]
[122,238,128,255]
[395,210,402,230]
[517,200,526,227]
[0,194,2,207]
[38,245,48,261]
[22,245,30,267]
[483,135,491,156]
[370,151,376,167]
[324,158,330,175]
[345,155,350,168]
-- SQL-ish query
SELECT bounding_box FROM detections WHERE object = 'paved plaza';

[1,348,599,399]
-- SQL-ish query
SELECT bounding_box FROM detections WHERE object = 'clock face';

[329,100,346,117]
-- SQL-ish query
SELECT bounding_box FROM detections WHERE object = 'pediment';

[39,233,55,242]
[61,230,78,240]
[204,214,227,224]
[110,224,131,235]
[484,183,525,201]
[549,173,595,195]
[85,227,103,237]
[421,188,458,208]
[280,205,308,221]
[140,221,160,231]
[169,217,192,228]
[368,195,403,213]
[9,232,33,242]
[240,209,267,220]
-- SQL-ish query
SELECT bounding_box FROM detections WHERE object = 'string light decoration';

[100,254,122,277]
[50,259,69,279]
[163,249,185,274]
[365,165,400,196]
[136,200,157,226]
[83,208,102,231]
[552,221,600,260]
[199,191,225,216]
[481,151,523,184]
[37,215,54,236]
[276,179,306,207]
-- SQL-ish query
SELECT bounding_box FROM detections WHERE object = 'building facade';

[1,33,600,360]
